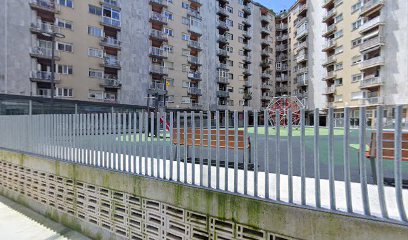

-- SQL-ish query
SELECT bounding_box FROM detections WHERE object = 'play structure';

[266,96,304,127]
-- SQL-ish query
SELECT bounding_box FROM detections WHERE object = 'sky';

[255,0,297,12]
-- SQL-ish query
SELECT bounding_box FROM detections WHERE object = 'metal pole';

[50,34,55,100]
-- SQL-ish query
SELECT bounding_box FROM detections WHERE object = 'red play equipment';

[266,96,304,127]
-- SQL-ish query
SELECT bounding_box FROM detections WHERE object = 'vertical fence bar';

[128,112,133,172]
[264,110,270,199]
[233,111,238,193]
[144,112,149,175]
[177,112,181,182]
[244,110,248,195]
[328,107,336,210]
[199,111,204,187]
[359,107,370,216]
[276,110,281,201]
[113,113,117,170]
[87,114,91,165]
[150,112,155,176]
[133,112,138,174]
[162,112,167,179]
[92,114,96,166]
[288,109,293,203]
[192,111,196,185]
[138,112,143,174]
[107,113,112,169]
[98,113,103,167]
[170,112,174,180]
[123,113,128,171]
[224,110,229,191]
[207,111,212,188]
[394,105,407,222]
[300,108,306,205]
[183,111,188,183]
[314,108,321,208]
[343,107,353,213]
[156,111,161,177]
[376,106,388,218]
[79,114,83,164]
[216,111,220,190]
[254,111,259,197]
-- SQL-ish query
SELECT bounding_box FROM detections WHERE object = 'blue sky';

[255,0,297,12]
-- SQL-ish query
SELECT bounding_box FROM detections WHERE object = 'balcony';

[261,72,272,79]
[100,37,121,49]
[217,7,228,17]
[30,20,60,34]
[296,24,308,39]
[297,75,308,86]
[261,82,272,90]
[217,62,228,70]
[216,76,230,84]
[189,24,202,35]
[243,55,252,63]
[217,90,230,98]
[297,67,308,75]
[188,40,202,50]
[276,76,289,82]
[296,53,307,63]
[360,56,385,70]
[29,0,59,13]
[243,31,252,39]
[190,103,203,110]
[360,0,384,16]
[101,16,121,29]
[243,69,252,76]
[102,56,121,69]
[149,0,167,8]
[261,39,272,46]
[243,93,252,100]
[188,87,202,96]
[30,47,60,60]
[217,34,228,43]
[217,20,229,31]
[243,5,251,15]
[276,23,288,30]
[323,39,336,51]
[149,65,168,75]
[243,18,251,27]
[188,55,201,65]
[244,81,252,88]
[365,96,384,105]
[148,82,167,95]
[323,8,336,22]
[323,71,336,81]
[323,23,336,37]
[260,59,272,68]
[276,35,288,41]
[30,71,60,83]
[323,85,336,95]
[261,49,272,56]
[149,47,168,58]
[297,3,307,15]
[323,55,336,66]
[360,15,385,33]
[261,94,273,100]
[276,44,288,51]
[100,0,120,9]
[360,76,384,89]
[187,9,201,19]
[360,36,385,52]
[322,0,334,8]
[217,49,229,57]
[149,12,168,25]
[150,29,167,42]
[276,66,289,72]
[277,54,288,62]
[261,27,272,34]
[243,44,251,51]
[186,72,201,81]
[100,77,121,89]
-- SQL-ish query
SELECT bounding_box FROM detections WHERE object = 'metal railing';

[0,107,407,225]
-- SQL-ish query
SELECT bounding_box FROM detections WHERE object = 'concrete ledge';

[0,149,407,240]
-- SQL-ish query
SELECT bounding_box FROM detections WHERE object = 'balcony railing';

[30,0,59,12]
[101,78,121,88]
[30,71,60,82]
[150,12,168,24]
[216,90,230,98]
[216,20,229,30]
[261,72,272,79]
[101,16,121,28]
[100,37,121,48]
[296,53,307,63]
[360,36,385,52]
[298,74,308,86]
[101,0,120,8]
[261,94,273,100]
[149,0,168,7]
[217,34,228,43]
[188,9,201,19]
[149,65,168,75]
[216,76,230,84]
[217,49,229,57]
[189,24,202,35]
[150,47,168,58]
[325,85,336,94]
[323,55,336,66]
[30,21,60,34]
[360,76,384,88]
[188,56,201,65]
[323,8,336,21]
[360,15,385,32]
[366,96,384,105]
[361,56,385,69]
[276,35,288,41]
[323,39,336,50]
[150,29,167,41]
[188,40,202,50]
[275,23,288,30]
[188,71,202,80]
[188,87,202,96]
[30,47,60,59]
[361,0,384,15]
[104,56,120,68]
[324,71,336,80]
[276,76,288,82]
[323,23,336,36]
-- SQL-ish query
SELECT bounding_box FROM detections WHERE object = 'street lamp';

[41,31,65,99]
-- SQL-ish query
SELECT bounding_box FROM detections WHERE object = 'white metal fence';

[0,106,407,225]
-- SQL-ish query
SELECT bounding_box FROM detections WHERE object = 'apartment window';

[182,33,189,41]
[227,60,233,66]
[89,5,102,16]
[352,73,363,82]
[238,37,244,43]
[164,28,173,36]
[182,49,190,56]
[164,11,174,20]
[226,33,233,40]
[334,30,343,39]
[165,61,174,70]
[182,81,189,88]
[56,19,73,30]
[226,19,233,27]
[239,63,244,69]
[89,69,103,78]
[238,24,244,30]
[103,7,121,25]
[334,46,343,54]
[181,97,191,104]
[228,73,234,80]
[335,14,343,23]
[351,1,362,13]
[88,26,103,37]
[166,95,175,103]
[89,90,104,100]
[352,19,363,30]
[351,38,362,48]
[182,64,189,72]
[352,55,362,65]
[238,11,244,18]
[334,95,343,102]
[335,78,343,86]
[335,63,343,71]
[226,6,233,14]
[57,42,73,52]
[88,48,103,58]
[226,46,233,53]
[181,2,189,9]
[163,45,173,53]
[58,0,73,8]
[351,91,364,100]
[182,17,189,25]
[57,65,73,74]
[56,88,73,97]
[239,50,244,56]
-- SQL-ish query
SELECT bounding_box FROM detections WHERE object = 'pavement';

[0,195,89,240]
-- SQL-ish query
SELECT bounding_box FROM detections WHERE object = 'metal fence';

[0,106,407,225]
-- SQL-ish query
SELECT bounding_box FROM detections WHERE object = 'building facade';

[0,0,407,115]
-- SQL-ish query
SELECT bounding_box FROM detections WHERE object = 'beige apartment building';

[0,0,407,116]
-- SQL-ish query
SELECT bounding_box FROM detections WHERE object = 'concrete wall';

[0,149,407,240]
